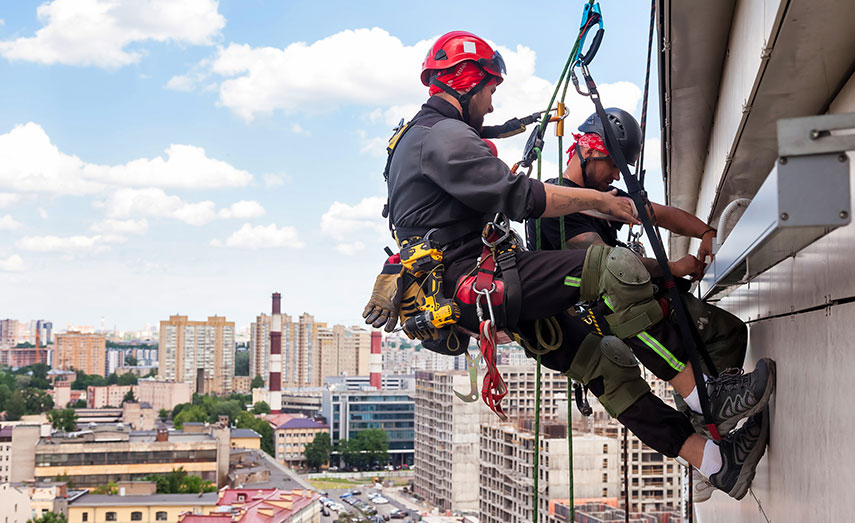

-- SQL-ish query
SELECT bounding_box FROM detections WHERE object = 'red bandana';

[565,132,610,165]
[429,61,492,95]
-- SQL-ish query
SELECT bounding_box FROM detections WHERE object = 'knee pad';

[581,245,663,339]
[565,334,650,417]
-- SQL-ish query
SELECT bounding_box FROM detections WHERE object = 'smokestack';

[269,293,283,413]
[370,331,382,390]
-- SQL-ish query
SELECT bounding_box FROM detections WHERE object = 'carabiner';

[572,2,604,67]
[453,351,482,402]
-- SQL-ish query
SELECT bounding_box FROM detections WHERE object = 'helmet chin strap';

[430,73,494,125]
[575,142,590,186]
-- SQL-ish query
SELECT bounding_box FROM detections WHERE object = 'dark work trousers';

[446,249,695,458]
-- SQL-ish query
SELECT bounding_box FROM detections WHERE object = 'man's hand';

[595,190,640,225]
[697,229,716,267]
[668,254,704,281]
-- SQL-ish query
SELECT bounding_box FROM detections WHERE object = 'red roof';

[179,488,319,523]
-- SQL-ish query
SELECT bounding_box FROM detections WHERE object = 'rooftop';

[71,493,219,507]
[230,428,260,439]
[278,418,327,430]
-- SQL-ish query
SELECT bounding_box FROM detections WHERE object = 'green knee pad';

[565,334,650,417]
[580,245,663,339]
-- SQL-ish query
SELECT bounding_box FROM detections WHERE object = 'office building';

[323,387,415,468]
[33,424,230,488]
[55,332,107,377]
[158,315,234,395]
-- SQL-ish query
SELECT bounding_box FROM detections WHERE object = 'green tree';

[5,392,25,420]
[106,373,118,385]
[357,428,389,467]
[22,387,54,414]
[122,390,136,404]
[236,411,274,457]
[171,402,188,420]
[14,342,34,348]
[0,383,12,411]
[252,401,270,415]
[70,399,87,408]
[54,474,74,488]
[173,405,207,429]
[47,409,78,432]
[124,355,139,367]
[234,351,249,376]
[304,432,332,471]
[338,438,363,470]
[27,512,67,523]
[71,371,106,390]
[23,364,51,389]
[250,374,265,389]
[117,373,138,386]
[158,408,169,420]
[144,467,216,494]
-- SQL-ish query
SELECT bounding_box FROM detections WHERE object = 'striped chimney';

[370,331,382,390]
[269,292,282,413]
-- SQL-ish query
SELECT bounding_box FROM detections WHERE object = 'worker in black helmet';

[525,108,771,501]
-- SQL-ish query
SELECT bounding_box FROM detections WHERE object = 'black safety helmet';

[578,107,643,166]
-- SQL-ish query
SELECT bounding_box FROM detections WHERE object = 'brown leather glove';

[362,259,405,332]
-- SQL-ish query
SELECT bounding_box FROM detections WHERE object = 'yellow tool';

[399,233,460,332]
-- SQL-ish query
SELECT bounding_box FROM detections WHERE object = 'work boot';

[709,408,770,500]
[707,358,776,434]
[692,468,714,503]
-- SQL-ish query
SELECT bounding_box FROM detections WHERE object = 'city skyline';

[0,1,665,331]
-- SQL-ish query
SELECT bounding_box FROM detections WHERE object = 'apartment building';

[0,346,48,367]
[55,332,107,376]
[68,493,219,523]
[316,325,371,381]
[413,371,487,513]
[248,313,270,383]
[158,315,234,394]
[274,417,328,469]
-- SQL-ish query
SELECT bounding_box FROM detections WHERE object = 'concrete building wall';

[10,424,40,482]
[0,484,32,523]
[158,316,234,395]
[135,380,193,412]
[660,0,855,520]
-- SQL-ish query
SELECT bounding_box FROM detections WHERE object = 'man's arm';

[543,185,638,223]
[565,230,703,280]
[651,202,716,263]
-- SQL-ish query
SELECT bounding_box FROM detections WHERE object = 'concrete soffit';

[662,0,855,256]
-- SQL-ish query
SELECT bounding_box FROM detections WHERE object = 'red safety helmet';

[420,31,506,87]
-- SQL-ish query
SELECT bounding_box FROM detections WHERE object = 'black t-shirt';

[525,178,627,250]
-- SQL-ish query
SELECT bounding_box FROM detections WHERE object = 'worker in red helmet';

[363,30,767,501]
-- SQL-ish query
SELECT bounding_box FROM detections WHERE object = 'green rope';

[530,4,596,520]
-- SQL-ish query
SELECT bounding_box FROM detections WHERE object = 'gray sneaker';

[709,408,770,500]
[692,468,714,503]
[707,358,776,434]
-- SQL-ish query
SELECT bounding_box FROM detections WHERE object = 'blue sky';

[0,0,664,332]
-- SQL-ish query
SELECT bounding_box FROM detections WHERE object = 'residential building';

[0,319,19,348]
[158,315,235,394]
[660,1,853,521]
[0,346,48,367]
[413,371,487,513]
[232,375,251,393]
[18,481,74,521]
[68,492,219,523]
[0,483,32,523]
[317,325,371,381]
[499,364,571,421]
[248,313,270,384]
[135,379,193,412]
[0,426,12,482]
[230,428,261,450]
[55,332,107,377]
[48,383,85,409]
[323,387,415,468]
[282,313,326,388]
[178,488,320,523]
[274,417,328,469]
[34,425,230,487]
[87,384,133,408]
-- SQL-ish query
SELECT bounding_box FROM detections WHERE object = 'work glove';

[399,278,435,341]
[362,254,405,332]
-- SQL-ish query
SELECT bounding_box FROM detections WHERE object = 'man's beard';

[468,113,484,133]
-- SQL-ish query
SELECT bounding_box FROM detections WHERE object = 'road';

[320,486,423,522]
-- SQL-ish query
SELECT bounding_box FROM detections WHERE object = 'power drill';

[399,234,461,333]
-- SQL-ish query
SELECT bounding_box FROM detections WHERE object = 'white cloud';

[0,0,225,68]
[102,188,216,226]
[263,174,285,187]
[0,193,21,208]
[90,218,149,235]
[218,200,266,219]
[320,196,386,243]
[334,241,365,256]
[290,124,311,137]
[16,234,125,253]
[171,28,432,121]
[0,215,23,230]
[37,208,49,219]
[211,223,304,249]
[0,123,252,195]
[0,254,24,272]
